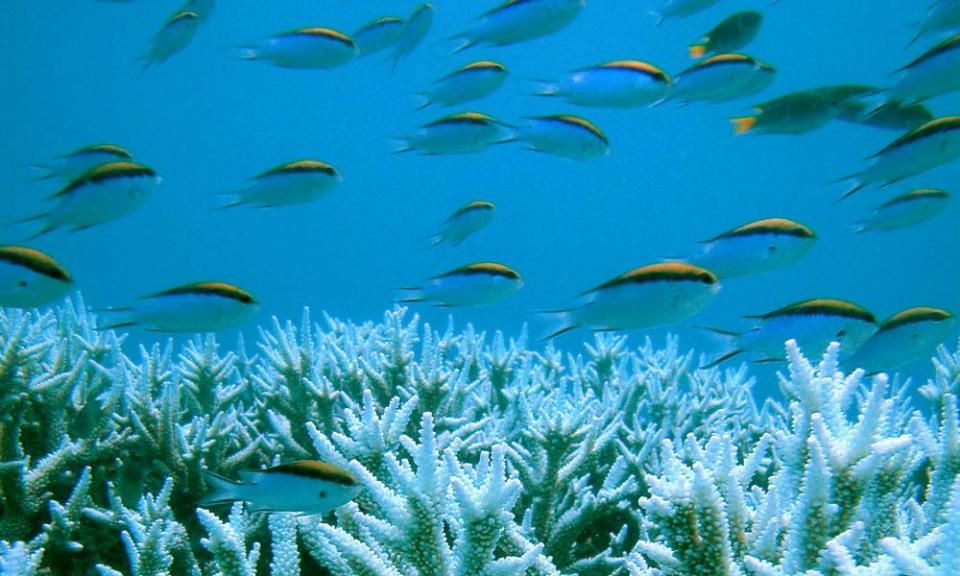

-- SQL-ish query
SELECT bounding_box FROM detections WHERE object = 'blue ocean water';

[3,0,958,384]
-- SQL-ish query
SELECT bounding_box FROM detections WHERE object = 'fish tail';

[450,37,475,54]
[99,321,137,331]
[413,94,432,111]
[26,164,53,181]
[688,44,706,59]
[215,199,244,211]
[428,234,444,247]
[700,348,744,370]
[698,326,744,369]
[532,80,560,97]
[645,8,665,27]
[198,471,240,507]
[537,309,576,341]
[850,222,869,234]
[229,45,260,61]
[395,287,425,303]
[392,141,414,154]
[731,116,757,135]
[835,180,866,203]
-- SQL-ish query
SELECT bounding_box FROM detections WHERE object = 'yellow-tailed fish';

[219,160,342,210]
[837,116,960,200]
[731,89,846,135]
[909,0,960,47]
[353,16,405,56]
[843,307,956,375]
[20,161,160,239]
[853,188,949,233]
[398,262,522,307]
[102,281,259,333]
[890,34,960,102]
[690,218,816,278]
[649,0,720,26]
[430,200,495,247]
[670,54,775,104]
[541,262,719,340]
[200,460,359,515]
[237,27,358,69]
[396,112,513,155]
[534,60,671,108]
[140,11,200,71]
[31,143,133,182]
[452,0,586,52]
[418,61,508,109]
[0,246,73,309]
[702,298,878,367]
[518,114,608,160]
[689,11,763,59]
[183,0,214,22]
[836,99,933,131]
[390,4,434,68]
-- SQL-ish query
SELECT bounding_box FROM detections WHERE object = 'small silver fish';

[518,115,609,160]
[542,262,720,339]
[418,61,509,109]
[535,60,672,108]
[431,200,495,246]
[31,143,134,182]
[853,188,949,233]
[353,16,406,56]
[670,54,776,104]
[0,246,73,309]
[891,34,960,102]
[398,262,523,307]
[844,307,956,375]
[397,112,512,155]
[453,0,586,52]
[703,298,878,367]
[140,11,200,71]
[390,4,434,68]
[237,28,359,69]
[690,218,817,278]
[103,281,259,333]
[650,0,720,26]
[219,160,342,210]
[200,460,359,515]
[838,116,960,199]
[20,161,160,239]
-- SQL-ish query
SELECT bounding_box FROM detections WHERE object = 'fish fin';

[24,223,58,241]
[228,46,260,61]
[850,222,869,234]
[413,94,432,111]
[198,471,240,507]
[17,212,47,224]
[646,8,665,27]
[450,37,475,54]
[216,200,244,211]
[395,287,425,303]
[731,116,757,135]
[537,309,576,341]
[752,357,785,364]
[532,80,560,97]
[99,321,137,331]
[688,44,706,59]
[835,181,866,203]
[698,326,743,338]
[27,165,54,181]
[700,348,744,370]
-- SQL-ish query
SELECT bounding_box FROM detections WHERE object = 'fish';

[236,28,358,69]
[836,99,934,131]
[689,11,763,59]
[669,54,776,104]
[703,298,878,367]
[837,116,960,200]
[20,161,161,239]
[909,0,960,47]
[417,61,509,109]
[398,262,523,307]
[843,307,956,375]
[689,218,817,278]
[853,188,949,233]
[102,281,259,333]
[534,60,672,108]
[396,112,513,155]
[353,16,405,56]
[140,11,200,71]
[731,89,848,135]
[219,160,342,210]
[0,246,74,309]
[541,262,720,340]
[200,460,359,515]
[452,0,586,52]
[30,143,134,182]
[518,114,609,160]
[650,0,720,26]
[390,4,434,68]
[430,200,495,247]
[890,34,960,102]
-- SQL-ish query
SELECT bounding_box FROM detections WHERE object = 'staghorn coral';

[0,298,957,575]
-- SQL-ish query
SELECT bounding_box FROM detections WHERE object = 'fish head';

[311,481,361,512]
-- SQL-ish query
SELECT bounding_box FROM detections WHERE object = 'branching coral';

[0,300,957,576]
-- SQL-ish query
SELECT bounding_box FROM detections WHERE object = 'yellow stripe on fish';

[901,33,960,70]
[599,60,672,83]
[708,218,815,241]
[586,262,717,294]
[458,60,507,73]
[881,307,953,331]
[428,112,500,127]
[876,116,960,155]
[281,28,356,47]
[69,144,133,159]
[0,246,72,282]
[750,298,876,324]
[450,200,495,218]
[56,161,156,198]
[269,460,358,486]
[536,114,608,144]
[879,188,949,208]
[259,160,338,178]
[151,281,257,304]
[434,262,521,280]
[694,53,774,72]
[168,11,199,26]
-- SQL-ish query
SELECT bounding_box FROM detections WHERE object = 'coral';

[0,298,957,575]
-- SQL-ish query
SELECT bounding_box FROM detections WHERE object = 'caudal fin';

[198,471,240,507]
[537,309,576,341]
[698,326,743,369]
[228,46,260,61]
[731,116,757,135]
[395,287,425,303]
[532,81,560,98]
[688,44,706,59]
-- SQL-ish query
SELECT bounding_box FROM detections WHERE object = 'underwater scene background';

[3,1,960,575]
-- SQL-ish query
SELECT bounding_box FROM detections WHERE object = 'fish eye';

[18,280,27,287]
[836,330,846,338]
[319,490,327,499]
[768,245,777,253]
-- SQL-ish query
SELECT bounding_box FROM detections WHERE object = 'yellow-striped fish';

[140,10,200,71]
[844,307,956,375]
[102,281,259,332]
[690,218,816,278]
[397,112,513,155]
[670,54,775,103]
[398,262,522,307]
[219,160,341,210]
[534,60,671,108]
[430,200,495,246]
[390,4,434,68]
[237,27,358,69]
[650,0,720,26]
[518,114,608,160]
[853,188,949,233]
[0,246,74,309]
[417,61,508,109]
[31,143,134,182]
[542,262,720,339]
[353,16,405,56]
[452,0,586,52]
[891,34,960,102]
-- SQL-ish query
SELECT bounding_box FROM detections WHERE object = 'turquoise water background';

[3,0,958,382]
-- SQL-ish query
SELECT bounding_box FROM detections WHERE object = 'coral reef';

[0,297,957,575]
